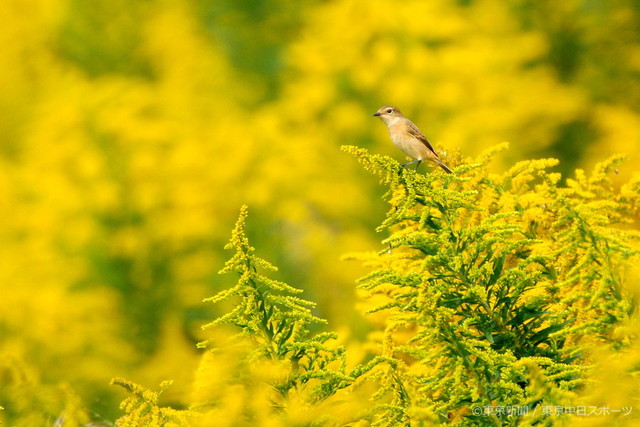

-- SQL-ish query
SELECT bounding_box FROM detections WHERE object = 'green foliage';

[109,147,638,426]
[111,378,193,426]
[200,205,352,401]
[341,144,638,424]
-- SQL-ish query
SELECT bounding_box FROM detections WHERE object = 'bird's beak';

[373,112,381,116]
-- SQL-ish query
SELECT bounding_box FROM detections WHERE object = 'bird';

[373,105,452,174]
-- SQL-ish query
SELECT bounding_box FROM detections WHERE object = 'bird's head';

[373,105,404,125]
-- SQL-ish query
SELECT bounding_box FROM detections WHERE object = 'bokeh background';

[1,0,639,422]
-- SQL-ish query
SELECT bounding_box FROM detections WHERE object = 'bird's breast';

[388,124,430,160]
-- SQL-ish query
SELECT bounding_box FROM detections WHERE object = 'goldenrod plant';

[108,145,639,426]
[198,205,352,401]
[111,378,194,426]
[112,205,383,425]
[341,144,639,425]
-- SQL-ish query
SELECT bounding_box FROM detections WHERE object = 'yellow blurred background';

[1,0,639,422]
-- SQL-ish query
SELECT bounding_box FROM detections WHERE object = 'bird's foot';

[401,159,421,169]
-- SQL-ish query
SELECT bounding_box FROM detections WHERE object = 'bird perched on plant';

[373,105,452,174]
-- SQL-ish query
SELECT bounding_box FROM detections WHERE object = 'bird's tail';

[434,157,453,174]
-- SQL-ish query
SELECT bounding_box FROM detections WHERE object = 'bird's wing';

[406,121,438,156]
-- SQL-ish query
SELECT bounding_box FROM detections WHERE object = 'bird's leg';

[414,160,422,170]
[401,159,420,168]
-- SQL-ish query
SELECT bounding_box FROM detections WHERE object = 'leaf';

[487,254,505,287]
[530,319,576,345]
[506,306,549,327]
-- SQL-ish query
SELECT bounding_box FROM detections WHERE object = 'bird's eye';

[386,109,392,113]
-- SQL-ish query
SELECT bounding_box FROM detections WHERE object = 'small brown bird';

[373,105,452,174]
